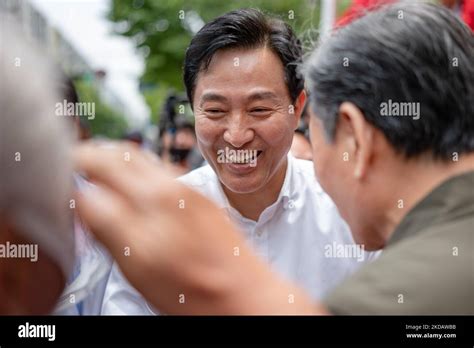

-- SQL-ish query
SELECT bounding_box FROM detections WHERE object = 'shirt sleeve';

[322,228,472,315]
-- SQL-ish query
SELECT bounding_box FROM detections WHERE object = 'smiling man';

[101,8,372,315]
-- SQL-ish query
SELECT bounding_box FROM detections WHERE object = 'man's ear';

[337,102,374,180]
[292,90,307,129]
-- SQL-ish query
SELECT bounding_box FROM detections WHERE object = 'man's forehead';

[194,48,288,104]
[198,89,282,105]
[199,46,285,79]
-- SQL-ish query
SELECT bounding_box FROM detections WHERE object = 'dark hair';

[183,8,304,106]
[305,2,474,160]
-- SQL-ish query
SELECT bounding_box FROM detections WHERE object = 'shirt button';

[256,229,263,236]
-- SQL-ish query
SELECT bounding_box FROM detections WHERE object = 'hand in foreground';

[74,142,318,314]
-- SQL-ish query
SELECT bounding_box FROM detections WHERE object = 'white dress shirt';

[101,154,377,315]
[54,175,113,315]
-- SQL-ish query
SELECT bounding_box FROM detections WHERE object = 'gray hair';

[304,1,474,159]
[0,21,75,277]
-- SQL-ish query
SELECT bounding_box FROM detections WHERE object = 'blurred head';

[124,130,144,146]
[305,2,474,249]
[0,25,75,314]
[173,119,197,151]
[169,122,197,164]
[184,9,306,194]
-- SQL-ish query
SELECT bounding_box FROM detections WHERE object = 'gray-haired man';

[0,25,75,314]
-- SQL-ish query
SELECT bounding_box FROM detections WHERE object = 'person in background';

[159,118,200,176]
[123,130,144,146]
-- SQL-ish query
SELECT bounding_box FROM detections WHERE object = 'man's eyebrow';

[247,91,280,103]
[199,93,229,106]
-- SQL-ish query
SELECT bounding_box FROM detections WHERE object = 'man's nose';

[223,114,254,148]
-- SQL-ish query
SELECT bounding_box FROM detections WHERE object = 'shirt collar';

[388,170,474,247]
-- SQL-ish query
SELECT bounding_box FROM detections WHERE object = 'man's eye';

[205,109,225,114]
[250,108,272,115]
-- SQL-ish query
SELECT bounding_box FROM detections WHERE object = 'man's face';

[308,109,378,248]
[193,47,300,194]
[309,110,366,245]
[308,114,348,213]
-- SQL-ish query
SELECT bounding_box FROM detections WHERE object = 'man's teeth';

[227,155,251,163]
[226,151,260,163]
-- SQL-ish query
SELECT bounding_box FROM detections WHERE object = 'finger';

[75,186,133,257]
[74,141,162,203]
